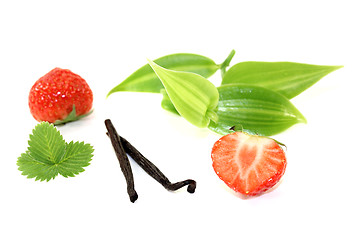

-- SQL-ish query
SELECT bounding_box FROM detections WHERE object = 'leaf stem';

[220,49,236,79]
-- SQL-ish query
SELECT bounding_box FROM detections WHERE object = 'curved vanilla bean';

[119,135,196,194]
[105,131,196,193]
[105,119,138,203]
[165,179,196,193]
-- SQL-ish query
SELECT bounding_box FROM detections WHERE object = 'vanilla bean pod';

[121,136,196,193]
[110,133,196,194]
[105,119,138,203]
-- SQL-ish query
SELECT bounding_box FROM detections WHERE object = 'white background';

[1,0,359,239]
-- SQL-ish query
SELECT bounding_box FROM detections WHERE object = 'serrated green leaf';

[17,152,59,181]
[58,141,94,178]
[17,122,93,181]
[222,61,342,99]
[207,84,307,136]
[107,53,220,96]
[148,59,219,128]
[28,122,66,164]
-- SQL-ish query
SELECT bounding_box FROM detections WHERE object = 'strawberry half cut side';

[211,132,287,196]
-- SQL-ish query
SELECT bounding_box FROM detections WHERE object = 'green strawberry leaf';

[58,141,93,178]
[17,152,60,181]
[17,122,94,181]
[28,121,66,164]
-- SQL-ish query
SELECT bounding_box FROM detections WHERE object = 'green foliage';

[160,84,306,136]
[17,122,94,181]
[107,50,342,136]
[107,53,220,95]
[207,84,307,136]
[148,59,219,128]
[222,61,342,99]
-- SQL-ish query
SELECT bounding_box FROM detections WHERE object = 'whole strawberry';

[29,68,93,125]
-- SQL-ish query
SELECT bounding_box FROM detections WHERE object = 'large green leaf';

[148,60,219,128]
[208,84,307,136]
[107,53,220,96]
[222,61,342,99]
[160,84,306,136]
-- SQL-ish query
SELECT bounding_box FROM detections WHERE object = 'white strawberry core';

[231,133,280,192]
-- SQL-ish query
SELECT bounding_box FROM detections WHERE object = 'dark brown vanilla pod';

[116,134,196,194]
[104,119,138,203]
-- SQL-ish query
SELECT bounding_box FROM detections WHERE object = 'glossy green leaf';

[222,61,342,99]
[208,84,307,136]
[160,84,306,136]
[107,53,220,96]
[148,60,219,128]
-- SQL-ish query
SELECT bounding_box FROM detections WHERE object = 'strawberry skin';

[29,68,93,124]
[211,132,287,196]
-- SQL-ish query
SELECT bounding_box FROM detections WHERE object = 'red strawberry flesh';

[211,132,287,196]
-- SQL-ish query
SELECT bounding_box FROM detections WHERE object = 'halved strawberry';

[211,131,287,196]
